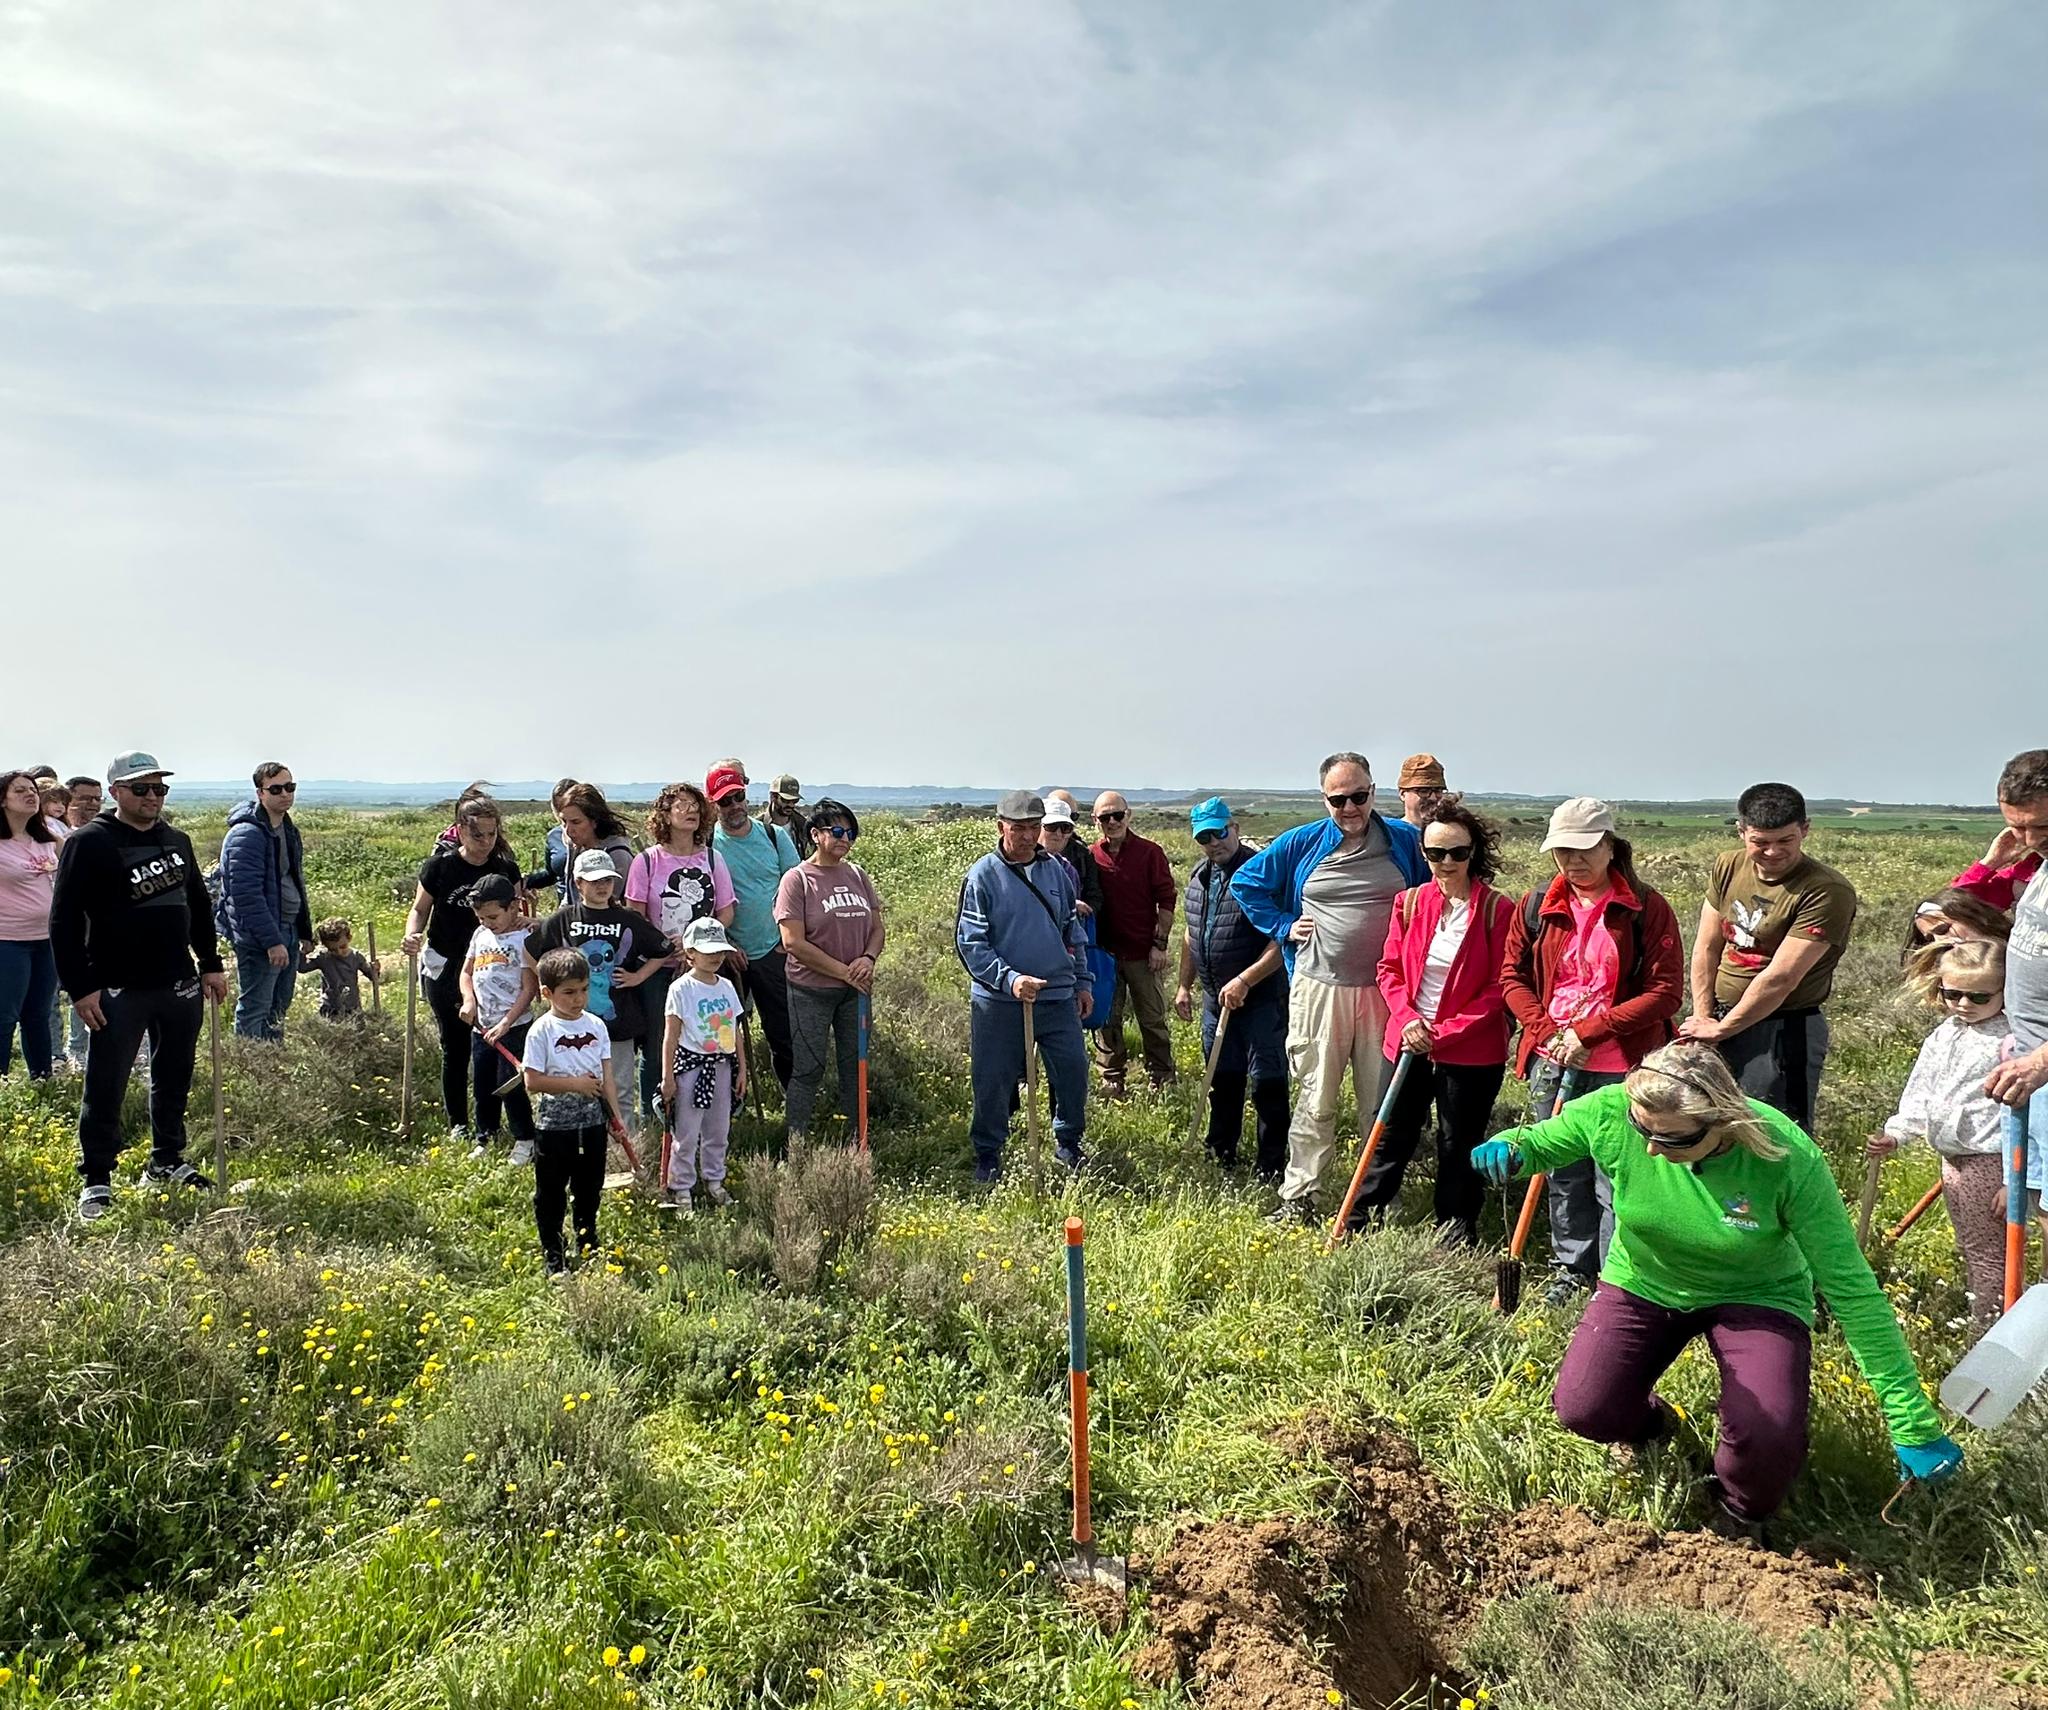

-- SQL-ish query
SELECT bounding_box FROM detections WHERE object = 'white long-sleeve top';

[1883,1013,2012,1157]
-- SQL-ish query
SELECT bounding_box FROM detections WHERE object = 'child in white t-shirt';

[1867,937,2011,1326]
[520,947,618,1274]
[659,917,747,1214]
[460,875,538,1164]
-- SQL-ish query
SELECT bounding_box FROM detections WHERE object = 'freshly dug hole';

[1130,1428,1474,1709]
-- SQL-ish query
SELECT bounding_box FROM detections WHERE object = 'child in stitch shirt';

[659,917,747,1215]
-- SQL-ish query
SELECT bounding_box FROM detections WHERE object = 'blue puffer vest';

[1185,844,1282,1004]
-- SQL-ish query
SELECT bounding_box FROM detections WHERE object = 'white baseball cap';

[1541,797,1618,851]
[1042,797,1077,827]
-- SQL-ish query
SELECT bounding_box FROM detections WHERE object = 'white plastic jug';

[1941,1283,2048,1430]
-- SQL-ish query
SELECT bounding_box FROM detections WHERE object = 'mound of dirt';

[1481,1502,1867,1645]
[1130,1427,1472,1709]
[1913,1652,2048,1710]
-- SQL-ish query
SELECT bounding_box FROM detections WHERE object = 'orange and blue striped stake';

[857,992,871,1154]
[1064,1216,1093,1550]
[2005,1098,2031,1313]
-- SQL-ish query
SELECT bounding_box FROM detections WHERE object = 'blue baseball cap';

[1189,796,1232,835]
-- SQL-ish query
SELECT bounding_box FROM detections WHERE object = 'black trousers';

[1204,1072,1293,1181]
[77,981,203,1184]
[534,1123,606,1267]
[1347,1057,1506,1241]
[469,1021,535,1141]
[740,947,794,1089]
[1719,1008,1828,1134]
[422,965,474,1128]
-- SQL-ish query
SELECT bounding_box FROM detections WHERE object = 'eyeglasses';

[1939,986,1998,1007]
[714,792,747,807]
[1194,830,1224,846]
[1627,1109,1710,1150]
[1095,810,1127,825]
[265,782,297,796]
[1423,844,1473,864]
[1324,790,1374,810]
[819,825,856,843]
[121,781,170,798]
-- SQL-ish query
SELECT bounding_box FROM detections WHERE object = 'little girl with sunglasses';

[1867,937,2010,1325]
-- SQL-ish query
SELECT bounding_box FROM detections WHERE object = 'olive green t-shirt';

[1706,849,1858,1011]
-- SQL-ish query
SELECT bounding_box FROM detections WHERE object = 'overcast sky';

[5,2,2042,802]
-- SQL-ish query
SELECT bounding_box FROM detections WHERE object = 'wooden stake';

[1185,1004,1233,1153]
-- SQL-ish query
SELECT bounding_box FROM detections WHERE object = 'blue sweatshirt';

[956,848,1093,1004]
[1231,812,1427,978]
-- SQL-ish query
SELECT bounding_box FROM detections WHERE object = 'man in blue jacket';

[955,790,1096,1183]
[218,760,314,1042]
[1231,752,1426,1222]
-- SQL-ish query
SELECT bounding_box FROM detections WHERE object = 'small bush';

[737,1140,877,1293]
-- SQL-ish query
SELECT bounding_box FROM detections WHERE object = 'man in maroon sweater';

[1090,790,1178,1094]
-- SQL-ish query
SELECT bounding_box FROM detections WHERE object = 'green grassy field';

[1,805,2042,1709]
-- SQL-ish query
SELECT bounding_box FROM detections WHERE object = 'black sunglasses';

[1939,986,1998,1007]
[1324,790,1373,809]
[1628,1109,1710,1149]
[122,781,170,798]
[1096,810,1127,825]
[265,782,297,796]
[1194,829,1224,846]
[1423,844,1473,864]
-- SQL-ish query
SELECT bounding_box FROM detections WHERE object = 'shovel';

[1022,995,1044,1198]
[1887,1180,1946,1243]
[209,990,228,1193]
[1494,1066,1583,1312]
[1184,1004,1233,1154]
[856,990,871,1154]
[480,1027,639,1172]
[1324,1050,1421,1252]
[400,953,417,1141]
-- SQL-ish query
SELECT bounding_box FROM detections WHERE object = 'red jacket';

[1092,831,1177,962]
[1953,851,2042,912]
[1376,880,1516,1066]
[1498,872,1684,1076]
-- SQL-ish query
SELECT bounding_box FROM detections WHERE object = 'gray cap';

[996,789,1045,821]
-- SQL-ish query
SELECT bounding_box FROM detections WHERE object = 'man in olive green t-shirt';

[1678,782,1857,1131]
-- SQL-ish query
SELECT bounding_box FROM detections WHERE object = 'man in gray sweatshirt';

[955,791,1095,1182]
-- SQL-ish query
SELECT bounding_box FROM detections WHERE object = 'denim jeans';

[77,981,203,1184]
[232,943,297,1042]
[969,993,1087,1179]
[1529,1059,1627,1278]
[0,939,58,1078]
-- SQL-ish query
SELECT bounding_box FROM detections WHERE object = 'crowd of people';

[3,743,2045,1534]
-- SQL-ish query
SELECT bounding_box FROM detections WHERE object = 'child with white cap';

[659,916,748,1212]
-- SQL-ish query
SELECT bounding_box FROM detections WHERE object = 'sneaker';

[445,1125,473,1148]
[468,1133,496,1162]
[701,1182,732,1209]
[665,1190,693,1216]
[78,1183,113,1222]
[140,1161,214,1191]
[1543,1273,1594,1308]
[1266,1195,1316,1227]
[1054,1147,1085,1174]
[509,1140,535,1166]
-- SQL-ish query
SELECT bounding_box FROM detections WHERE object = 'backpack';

[1513,886,1651,992]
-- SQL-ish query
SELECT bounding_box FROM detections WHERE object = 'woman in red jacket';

[1352,800,1517,1244]
[1499,797,1685,1302]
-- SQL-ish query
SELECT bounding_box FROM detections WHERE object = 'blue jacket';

[218,798,313,952]
[1230,812,1427,978]
[956,847,1093,1005]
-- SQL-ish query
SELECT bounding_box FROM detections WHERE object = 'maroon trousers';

[1553,1282,1812,1520]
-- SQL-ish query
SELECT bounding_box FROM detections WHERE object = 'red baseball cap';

[705,765,747,803]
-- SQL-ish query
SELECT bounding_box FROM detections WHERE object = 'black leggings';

[422,966,474,1128]
[535,1124,606,1268]
[1348,1057,1507,1240]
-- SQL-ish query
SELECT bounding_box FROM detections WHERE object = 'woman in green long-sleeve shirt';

[1472,1040,1961,1528]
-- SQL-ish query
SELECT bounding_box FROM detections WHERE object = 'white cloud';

[2,0,2040,800]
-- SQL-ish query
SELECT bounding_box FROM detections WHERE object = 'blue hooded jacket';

[217,798,313,952]
[1230,812,1427,978]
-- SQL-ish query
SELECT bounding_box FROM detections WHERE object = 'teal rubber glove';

[1895,1436,1963,1484]
[1470,1139,1521,1185]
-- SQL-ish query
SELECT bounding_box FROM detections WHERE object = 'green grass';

[0,806,2042,1707]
